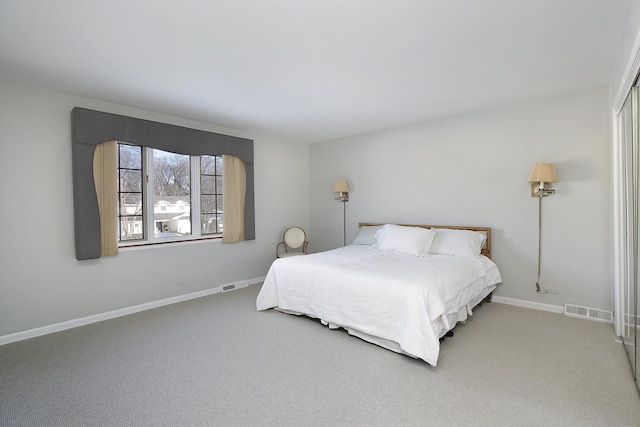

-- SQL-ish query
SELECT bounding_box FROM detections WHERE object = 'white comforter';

[256,245,502,366]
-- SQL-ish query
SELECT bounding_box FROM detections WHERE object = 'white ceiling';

[0,1,633,143]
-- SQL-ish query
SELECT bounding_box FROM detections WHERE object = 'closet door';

[636,248,639,385]
[636,250,639,385]
[621,85,637,380]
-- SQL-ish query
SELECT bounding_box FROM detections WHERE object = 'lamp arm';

[334,192,349,202]
[531,181,556,197]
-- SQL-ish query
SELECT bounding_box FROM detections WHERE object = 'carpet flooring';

[1,283,639,426]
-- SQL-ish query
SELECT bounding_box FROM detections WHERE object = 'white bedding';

[256,245,502,366]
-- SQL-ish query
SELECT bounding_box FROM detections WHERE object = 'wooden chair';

[276,226,308,258]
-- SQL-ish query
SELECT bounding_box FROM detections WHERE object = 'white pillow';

[372,224,436,257]
[351,225,383,245]
[429,228,487,257]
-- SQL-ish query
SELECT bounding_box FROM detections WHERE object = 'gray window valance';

[71,107,255,260]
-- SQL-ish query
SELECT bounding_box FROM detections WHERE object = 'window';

[117,143,223,246]
[72,107,254,260]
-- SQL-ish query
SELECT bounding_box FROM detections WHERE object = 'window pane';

[201,175,217,194]
[120,193,142,216]
[119,169,142,192]
[201,155,218,175]
[153,149,191,237]
[119,144,141,168]
[118,143,144,242]
[201,194,217,214]
[120,215,143,241]
[202,213,222,234]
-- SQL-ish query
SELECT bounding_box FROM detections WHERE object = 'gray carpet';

[1,284,639,426]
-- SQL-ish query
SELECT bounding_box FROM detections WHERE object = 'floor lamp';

[333,179,349,246]
[528,163,558,294]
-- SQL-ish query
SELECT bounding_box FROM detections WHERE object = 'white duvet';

[256,245,502,366]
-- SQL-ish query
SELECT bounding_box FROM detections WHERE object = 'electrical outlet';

[537,286,557,295]
[177,280,188,287]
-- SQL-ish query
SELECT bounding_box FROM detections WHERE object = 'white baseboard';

[1,282,567,347]
[0,276,266,347]
[491,295,564,314]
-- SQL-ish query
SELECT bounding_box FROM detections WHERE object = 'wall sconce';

[528,163,557,197]
[528,163,558,294]
[333,179,349,246]
[333,179,349,202]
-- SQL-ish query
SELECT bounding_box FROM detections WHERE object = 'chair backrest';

[284,227,306,249]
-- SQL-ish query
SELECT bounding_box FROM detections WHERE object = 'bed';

[256,223,502,366]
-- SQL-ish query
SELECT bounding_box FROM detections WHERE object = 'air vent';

[221,280,249,292]
[564,303,613,323]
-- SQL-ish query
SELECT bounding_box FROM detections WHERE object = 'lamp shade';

[333,179,349,193]
[528,163,557,183]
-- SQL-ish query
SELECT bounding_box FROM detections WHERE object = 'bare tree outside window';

[153,150,191,237]
[153,151,191,198]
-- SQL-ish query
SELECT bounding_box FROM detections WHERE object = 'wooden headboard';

[359,223,492,259]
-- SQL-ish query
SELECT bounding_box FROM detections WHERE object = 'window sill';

[118,236,222,251]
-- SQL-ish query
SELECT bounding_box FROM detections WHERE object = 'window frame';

[117,143,145,243]
[117,144,223,248]
[199,154,224,236]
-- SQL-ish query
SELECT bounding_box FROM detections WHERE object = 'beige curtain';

[222,154,246,243]
[93,141,119,256]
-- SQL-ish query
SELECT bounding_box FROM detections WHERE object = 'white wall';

[610,1,640,109]
[0,80,309,337]
[309,86,612,310]
[0,79,614,336]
